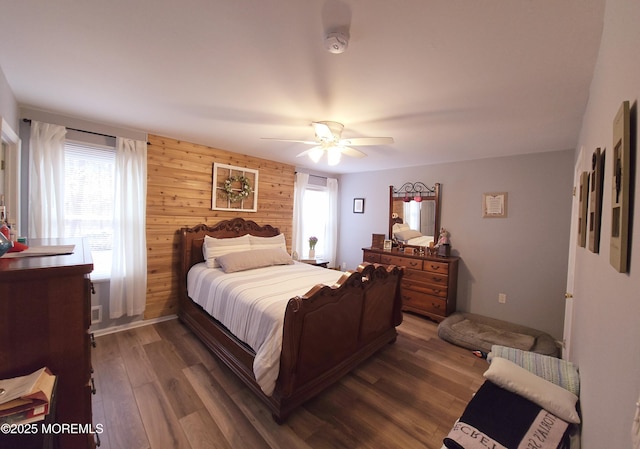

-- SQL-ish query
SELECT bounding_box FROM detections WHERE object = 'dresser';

[363,247,459,322]
[0,238,95,449]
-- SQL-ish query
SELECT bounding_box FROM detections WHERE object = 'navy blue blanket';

[444,380,570,449]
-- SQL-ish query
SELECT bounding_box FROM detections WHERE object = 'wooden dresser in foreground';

[0,238,95,449]
[363,247,459,322]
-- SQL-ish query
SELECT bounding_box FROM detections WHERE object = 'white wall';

[337,149,574,339]
[0,66,18,131]
[570,0,640,447]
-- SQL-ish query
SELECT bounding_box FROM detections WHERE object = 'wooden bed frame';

[179,218,404,422]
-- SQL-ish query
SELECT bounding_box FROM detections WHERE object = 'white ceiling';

[0,0,604,174]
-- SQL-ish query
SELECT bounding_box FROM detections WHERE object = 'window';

[64,141,116,279]
[300,186,330,259]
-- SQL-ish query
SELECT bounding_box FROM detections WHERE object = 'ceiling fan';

[262,121,394,166]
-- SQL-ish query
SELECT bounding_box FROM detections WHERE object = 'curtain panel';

[109,137,147,318]
[28,121,67,238]
[292,172,309,259]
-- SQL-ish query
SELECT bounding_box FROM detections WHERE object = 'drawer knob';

[432,302,442,309]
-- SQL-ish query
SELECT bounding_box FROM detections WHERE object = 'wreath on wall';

[223,175,253,202]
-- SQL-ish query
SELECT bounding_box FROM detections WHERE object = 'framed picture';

[482,192,508,218]
[383,239,392,250]
[588,148,605,253]
[353,198,365,214]
[577,171,589,248]
[610,101,631,272]
[212,163,259,212]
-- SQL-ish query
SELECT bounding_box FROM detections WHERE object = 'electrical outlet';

[342,262,347,270]
[91,305,102,324]
[498,293,507,304]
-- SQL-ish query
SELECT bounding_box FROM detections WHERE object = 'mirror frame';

[388,182,441,242]
[1,117,21,235]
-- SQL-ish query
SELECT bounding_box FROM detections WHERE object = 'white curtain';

[28,121,67,238]
[325,177,338,268]
[109,138,147,318]
[291,172,309,259]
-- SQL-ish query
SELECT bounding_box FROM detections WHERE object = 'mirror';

[388,182,441,246]
[1,118,21,235]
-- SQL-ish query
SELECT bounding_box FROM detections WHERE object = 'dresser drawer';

[401,291,448,316]
[421,271,448,286]
[380,254,422,270]
[403,279,448,298]
[423,260,449,274]
[363,251,381,263]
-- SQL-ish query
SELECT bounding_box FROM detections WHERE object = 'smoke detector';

[324,31,349,54]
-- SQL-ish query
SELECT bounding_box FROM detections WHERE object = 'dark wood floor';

[92,313,487,449]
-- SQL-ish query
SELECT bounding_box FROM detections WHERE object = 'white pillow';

[249,233,287,251]
[202,234,251,268]
[217,248,293,273]
[394,229,422,241]
[484,357,580,424]
[392,223,410,232]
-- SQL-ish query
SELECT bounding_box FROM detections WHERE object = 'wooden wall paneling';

[145,135,296,320]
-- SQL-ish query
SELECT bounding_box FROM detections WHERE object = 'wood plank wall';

[145,134,296,319]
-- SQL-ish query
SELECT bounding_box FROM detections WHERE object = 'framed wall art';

[212,163,259,212]
[610,101,631,272]
[577,171,589,248]
[482,192,508,218]
[353,198,365,214]
[588,148,605,253]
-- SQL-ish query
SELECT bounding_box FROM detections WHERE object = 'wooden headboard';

[180,218,281,277]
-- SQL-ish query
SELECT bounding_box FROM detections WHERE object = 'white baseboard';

[91,314,178,337]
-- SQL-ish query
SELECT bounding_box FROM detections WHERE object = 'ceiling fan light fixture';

[327,146,342,166]
[324,32,349,54]
[308,147,324,163]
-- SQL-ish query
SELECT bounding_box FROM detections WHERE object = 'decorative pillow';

[488,345,580,395]
[394,229,422,241]
[484,356,580,424]
[216,248,293,273]
[202,234,251,268]
[249,233,287,252]
[392,223,410,232]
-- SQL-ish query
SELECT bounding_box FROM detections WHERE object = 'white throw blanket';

[187,261,344,396]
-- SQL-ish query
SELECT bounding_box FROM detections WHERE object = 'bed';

[392,222,435,247]
[179,218,404,422]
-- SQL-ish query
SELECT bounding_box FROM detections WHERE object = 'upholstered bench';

[437,311,559,357]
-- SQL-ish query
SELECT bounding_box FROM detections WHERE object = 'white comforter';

[187,261,344,396]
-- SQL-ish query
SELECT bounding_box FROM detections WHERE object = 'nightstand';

[300,259,329,268]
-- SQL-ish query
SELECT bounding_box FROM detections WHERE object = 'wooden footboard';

[178,219,404,422]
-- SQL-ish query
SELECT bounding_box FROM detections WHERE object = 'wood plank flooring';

[92,313,487,449]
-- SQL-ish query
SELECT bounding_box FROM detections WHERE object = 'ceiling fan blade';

[339,137,394,146]
[312,122,335,140]
[261,138,317,145]
[340,146,367,158]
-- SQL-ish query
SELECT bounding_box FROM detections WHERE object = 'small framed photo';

[353,198,365,214]
[383,239,392,250]
[482,192,508,218]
